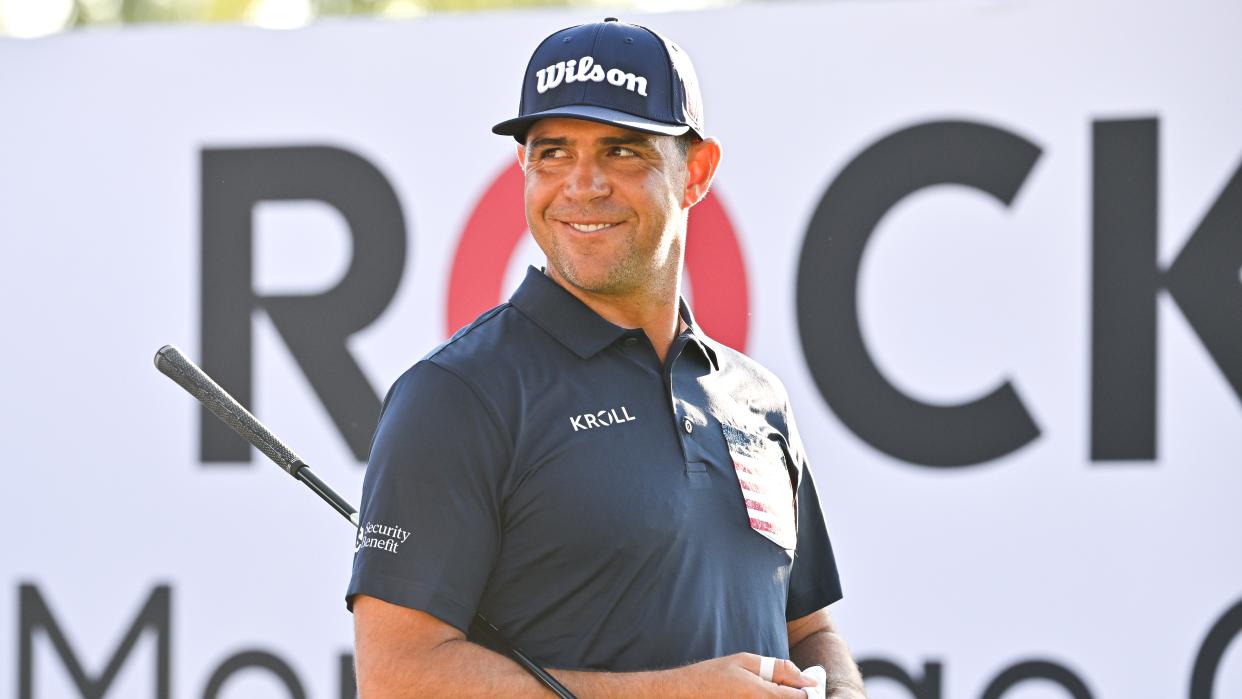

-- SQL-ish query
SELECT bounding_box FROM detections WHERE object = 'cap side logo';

[536,55,649,97]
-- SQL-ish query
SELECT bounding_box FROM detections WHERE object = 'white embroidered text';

[536,56,648,97]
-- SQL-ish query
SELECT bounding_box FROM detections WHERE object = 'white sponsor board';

[1,0,1240,697]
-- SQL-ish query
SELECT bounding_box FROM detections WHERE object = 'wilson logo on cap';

[492,19,703,141]
[535,55,649,97]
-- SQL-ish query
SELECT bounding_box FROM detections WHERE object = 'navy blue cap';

[493,18,705,143]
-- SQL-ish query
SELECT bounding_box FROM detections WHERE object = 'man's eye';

[611,147,637,157]
[537,148,567,159]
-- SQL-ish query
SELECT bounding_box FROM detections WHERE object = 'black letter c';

[797,120,1042,467]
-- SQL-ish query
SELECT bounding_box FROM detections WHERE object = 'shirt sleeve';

[345,359,511,633]
[784,407,844,620]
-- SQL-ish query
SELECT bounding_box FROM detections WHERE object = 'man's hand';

[787,608,867,698]
[558,652,821,698]
[677,653,818,698]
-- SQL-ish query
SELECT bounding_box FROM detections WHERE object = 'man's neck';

[545,268,685,364]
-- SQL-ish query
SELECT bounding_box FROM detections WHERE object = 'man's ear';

[515,144,527,170]
[681,137,723,209]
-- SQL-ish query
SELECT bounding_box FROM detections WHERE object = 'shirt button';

[683,417,694,434]
[624,337,638,346]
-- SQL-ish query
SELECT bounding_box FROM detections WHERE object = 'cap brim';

[492,105,692,143]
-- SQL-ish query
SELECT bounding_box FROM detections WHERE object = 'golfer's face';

[519,118,686,297]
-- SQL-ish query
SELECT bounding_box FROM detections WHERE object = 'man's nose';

[562,156,610,202]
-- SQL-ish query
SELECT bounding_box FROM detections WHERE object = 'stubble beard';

[545,227,681,301]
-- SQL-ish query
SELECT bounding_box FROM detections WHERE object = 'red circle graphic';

[446,161,750,351]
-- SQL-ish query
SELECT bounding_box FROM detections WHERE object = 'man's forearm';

[362,637,700,698]
[362,640,811,698]
[360,636,544,698]
[557,666,700,699]
[789,631,867,698]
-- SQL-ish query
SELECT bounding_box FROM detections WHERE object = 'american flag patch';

[724,426,797,551]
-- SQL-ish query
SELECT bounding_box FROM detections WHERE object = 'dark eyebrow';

[599,135,659,149]
[527,136,568,151]
[526,134,659,151]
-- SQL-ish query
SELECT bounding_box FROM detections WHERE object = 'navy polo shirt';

[347,267,842,671]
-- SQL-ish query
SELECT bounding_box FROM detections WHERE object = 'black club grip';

[154,345,303,475]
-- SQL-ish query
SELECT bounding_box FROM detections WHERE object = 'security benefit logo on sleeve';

[355,521,411,554]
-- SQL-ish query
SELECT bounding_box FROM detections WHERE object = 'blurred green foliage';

[57,0,706,29]
[0,0,735,38]
[0,0,734,37]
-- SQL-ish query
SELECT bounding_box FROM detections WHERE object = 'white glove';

[801,665,826,699]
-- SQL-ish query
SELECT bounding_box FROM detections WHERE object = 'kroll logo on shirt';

[570,405,637,432]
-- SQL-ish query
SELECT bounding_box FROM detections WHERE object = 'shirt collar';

[510,267,628,359]
[678,301,720,371]
[509,266,720,371]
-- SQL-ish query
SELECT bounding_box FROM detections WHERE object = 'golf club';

[154,344,576,699]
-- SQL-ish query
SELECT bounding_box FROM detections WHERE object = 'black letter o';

[202,649,306,699]
[980,659,1093,699]
[1191,596,1242,699]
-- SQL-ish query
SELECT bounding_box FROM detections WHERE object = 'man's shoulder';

[423,303,508,361]
[388,301,556,397]
[425,301,549,361]
[701,336,811,459]
[703,336,791,404]
[378,302,552,426]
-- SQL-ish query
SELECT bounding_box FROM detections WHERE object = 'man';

[348,18,867,698]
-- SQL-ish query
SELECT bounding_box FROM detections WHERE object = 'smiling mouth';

[564,222,619,233]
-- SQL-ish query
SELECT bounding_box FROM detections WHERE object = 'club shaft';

[291,461,360,527]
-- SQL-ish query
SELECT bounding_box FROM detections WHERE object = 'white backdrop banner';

[2,0,1241,697]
